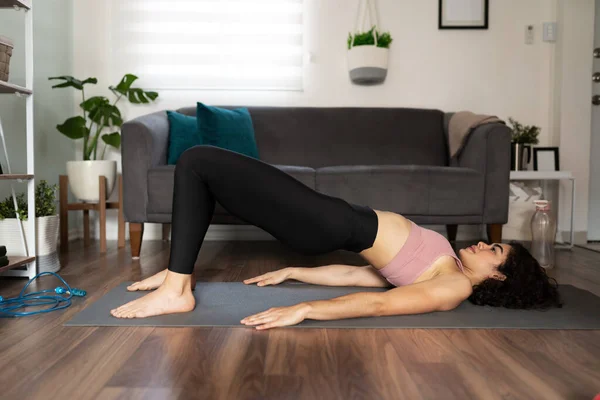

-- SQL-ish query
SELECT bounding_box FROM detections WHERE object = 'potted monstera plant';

[49,74,158,202]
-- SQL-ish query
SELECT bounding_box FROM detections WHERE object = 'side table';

[59,174,125,253]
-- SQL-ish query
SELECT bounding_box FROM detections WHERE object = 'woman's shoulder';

[429,258,472,291]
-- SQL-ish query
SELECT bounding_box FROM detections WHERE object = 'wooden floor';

[0,238,599,400]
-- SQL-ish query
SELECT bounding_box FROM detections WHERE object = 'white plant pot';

[347,45,389,84]
[0,215,59,256]
[67,160,117,202]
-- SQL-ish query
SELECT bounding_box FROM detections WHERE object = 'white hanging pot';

[348,45,389,84]
[347,0,390,85]
[67,160,117,202]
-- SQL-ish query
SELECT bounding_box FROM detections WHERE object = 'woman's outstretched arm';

[291,265,392,287]
[244,265,392,288]
[241,273,472,330]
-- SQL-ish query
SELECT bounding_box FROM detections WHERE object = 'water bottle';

[530,200,557,269]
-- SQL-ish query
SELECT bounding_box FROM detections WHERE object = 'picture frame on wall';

[438,0,489,30]
[533,147,560,171]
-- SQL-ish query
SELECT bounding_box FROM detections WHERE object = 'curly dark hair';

[467,241,563,310]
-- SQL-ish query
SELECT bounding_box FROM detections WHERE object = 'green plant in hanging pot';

[347,0,392,85]
[507,117,541,171]
[49,74,159,202]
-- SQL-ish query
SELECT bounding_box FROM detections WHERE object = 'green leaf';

[81,96,123,127]
[109,74,159,104]
[56,116,88,139]
[101,132,121,149]
[111,74,139,95]
[49,76,97,90]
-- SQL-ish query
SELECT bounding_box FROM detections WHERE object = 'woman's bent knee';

[176,145,220,170]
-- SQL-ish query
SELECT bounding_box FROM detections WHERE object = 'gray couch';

[122,107,511,258]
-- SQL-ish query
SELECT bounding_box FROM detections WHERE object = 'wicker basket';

[0,35,14,82]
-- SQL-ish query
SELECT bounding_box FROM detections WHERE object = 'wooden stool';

[59,174,125,253]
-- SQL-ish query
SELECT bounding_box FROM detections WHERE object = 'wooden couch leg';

[162,223,171,241]
[130,223,144,259]
[487,224,503,244]
[446,225,458,242]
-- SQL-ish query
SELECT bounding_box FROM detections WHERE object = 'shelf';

[510,171,573,180]
[0,80,32,95]
[0,174,33,180]
[0,0,31,10]
[0,256,35,273]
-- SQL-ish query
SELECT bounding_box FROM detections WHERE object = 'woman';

[110,145,562,327]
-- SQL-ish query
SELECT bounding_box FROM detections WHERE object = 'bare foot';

[127,269,196,291]
[111,283,196,319]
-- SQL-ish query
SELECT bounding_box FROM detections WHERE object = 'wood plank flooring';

[0,238,599,400]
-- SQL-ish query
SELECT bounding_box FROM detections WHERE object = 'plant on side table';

[49,74,159,202]
[0,180,61,272]
[508,117,540,171]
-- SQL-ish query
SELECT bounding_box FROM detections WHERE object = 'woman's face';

[459,242,512,280]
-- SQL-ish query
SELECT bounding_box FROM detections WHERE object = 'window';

[110,0,304,91]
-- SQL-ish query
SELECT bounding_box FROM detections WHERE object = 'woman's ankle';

[163,270,194,294]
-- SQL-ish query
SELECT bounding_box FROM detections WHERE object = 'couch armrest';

[449,122,512,223]
[121,110,170,223]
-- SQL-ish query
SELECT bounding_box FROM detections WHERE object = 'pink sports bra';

[377,220,464,286]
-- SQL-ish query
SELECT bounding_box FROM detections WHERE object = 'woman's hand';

[241,303,310,330]
[243,268,292,287]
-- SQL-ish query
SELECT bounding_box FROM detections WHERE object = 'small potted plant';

[0,180,61,272]
[49,74,158,202]
[347,26,393,84]
[508,117,541,171]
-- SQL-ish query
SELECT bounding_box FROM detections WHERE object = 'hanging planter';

[347,0,393,85]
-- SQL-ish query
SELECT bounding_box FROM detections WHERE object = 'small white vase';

[67,160,117,202]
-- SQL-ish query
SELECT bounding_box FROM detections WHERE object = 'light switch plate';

[543,22,557,42]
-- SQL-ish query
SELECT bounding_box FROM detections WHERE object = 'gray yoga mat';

[65,282,600,329]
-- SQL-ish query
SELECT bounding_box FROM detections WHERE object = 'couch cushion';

[147,164,316,215]
[196,103,260,160]
[315,165,484,216]
[166,111,204,165]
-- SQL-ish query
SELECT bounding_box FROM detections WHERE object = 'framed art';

[439,0,489,30]
[533,147,560,171]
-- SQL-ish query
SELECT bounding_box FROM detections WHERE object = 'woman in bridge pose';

[111,145,561,329]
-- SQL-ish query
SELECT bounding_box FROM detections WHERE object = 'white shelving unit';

[0,0,36,279]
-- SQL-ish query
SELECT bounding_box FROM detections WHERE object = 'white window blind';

[110,0,304,91]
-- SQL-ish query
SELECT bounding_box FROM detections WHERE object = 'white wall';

[0,0,75,226]
[69,0,594,243]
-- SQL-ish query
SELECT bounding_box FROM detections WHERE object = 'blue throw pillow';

[166,111,204,165]
[196,103,260,160]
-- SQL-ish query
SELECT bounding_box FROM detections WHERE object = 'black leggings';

[167,145,379,274]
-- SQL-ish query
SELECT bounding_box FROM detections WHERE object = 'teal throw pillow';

[167,111,204,165]
[196,103,260,160]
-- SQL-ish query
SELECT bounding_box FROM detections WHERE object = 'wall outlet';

[525,25,534,45]
[543,22,557,42]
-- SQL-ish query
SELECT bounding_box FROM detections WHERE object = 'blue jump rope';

[0,271,86,317]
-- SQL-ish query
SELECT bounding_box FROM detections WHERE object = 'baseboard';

[67,228,81,242]
[73,217,589,245]
[559,230,588,245]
